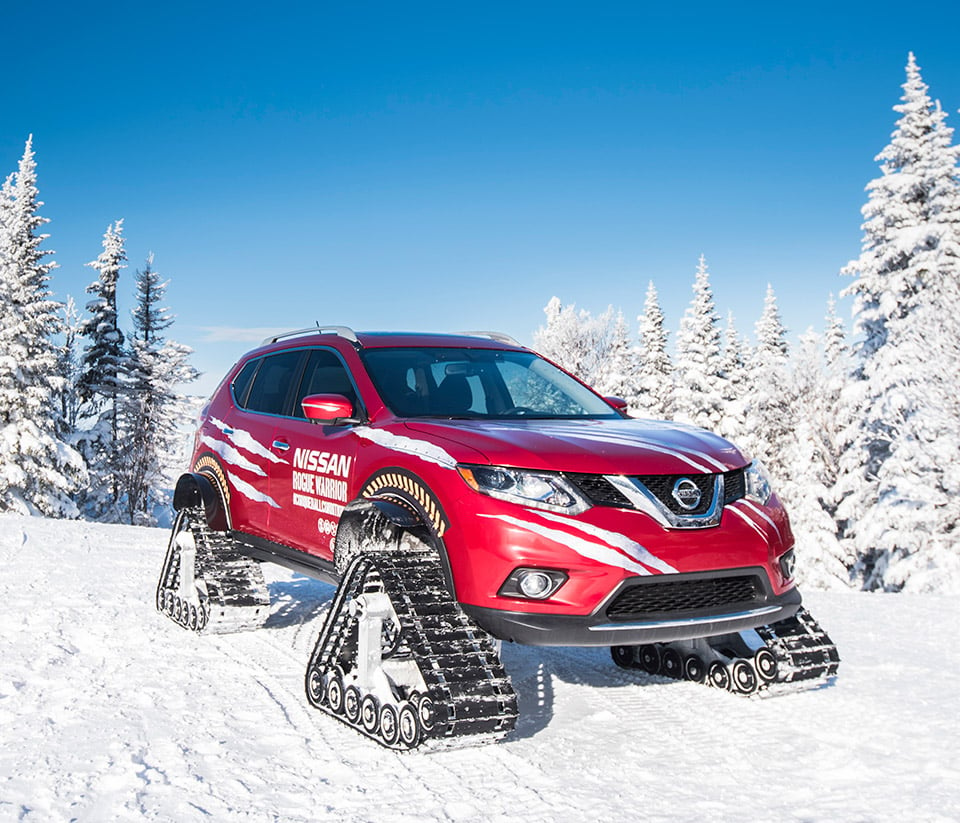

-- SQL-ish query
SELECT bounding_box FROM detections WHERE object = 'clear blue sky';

[4,1,960,394]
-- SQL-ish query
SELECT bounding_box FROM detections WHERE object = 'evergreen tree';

[779,304,855,590]
[634,281,673,418]
[673,255,724,429]
[76,220,131,520]
[534,297,614,388]
[718,311,748,442]
[56,296,83,436]
[0,137,84,517]
[116,255,198,524]
[594,310,637,407]
[838,53,960,591]
[740,284,792,478]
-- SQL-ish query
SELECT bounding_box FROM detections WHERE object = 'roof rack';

[459,331,523,347]
[261,325,359,346]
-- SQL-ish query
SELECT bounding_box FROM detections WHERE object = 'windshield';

[361,347,622,420]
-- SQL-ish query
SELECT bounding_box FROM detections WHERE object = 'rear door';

[266,347,363,559]
[226,349,306,540]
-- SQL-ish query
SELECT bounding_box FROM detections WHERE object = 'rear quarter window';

[231,358,261,408]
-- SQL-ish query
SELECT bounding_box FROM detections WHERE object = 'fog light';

[519,571,553,598]
[779,550,796,581]
[498,567,568,600]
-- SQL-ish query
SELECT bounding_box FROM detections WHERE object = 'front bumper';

[462,567,803,647]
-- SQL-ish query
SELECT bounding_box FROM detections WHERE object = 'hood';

[403,418,748,476]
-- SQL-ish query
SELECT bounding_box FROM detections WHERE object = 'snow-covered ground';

[1,513,957,823]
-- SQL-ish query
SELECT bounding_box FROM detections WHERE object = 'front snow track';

[304,536,519,751]
[611,606,841,696]
[155,508,271,634]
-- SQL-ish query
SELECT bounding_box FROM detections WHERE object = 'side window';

[293,348,357,419]
[244,351,305,416]
[231,358,261,409]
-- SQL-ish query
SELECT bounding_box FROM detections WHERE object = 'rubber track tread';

[156,508,270,634]
[305,543,518,750]
[620,607,840,698]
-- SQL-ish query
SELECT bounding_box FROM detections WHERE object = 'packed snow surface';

[1,514,957,822]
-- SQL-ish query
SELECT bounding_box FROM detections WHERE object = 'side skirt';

[231,531,340,587]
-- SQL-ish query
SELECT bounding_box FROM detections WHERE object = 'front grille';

[605,574,763,620]
[566,468,746,514]
[723,468,746,503]
[635,473,715,515]
[564,473,633,507]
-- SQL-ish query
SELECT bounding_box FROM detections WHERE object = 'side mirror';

[302,393,355,425]
[604,396,629,414]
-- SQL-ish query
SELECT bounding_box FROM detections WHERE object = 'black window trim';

[232,345,367,422]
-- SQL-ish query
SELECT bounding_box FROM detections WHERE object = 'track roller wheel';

[731,659,758,695]
[327,672,346,714]
[380,704,400,746]
[398,702,422,748]
[417,694,437,732]
[361,694,380,734]
[754,648,778,683]
[708,661,731,690]
[344,686,362,724]
[611,645,638,669]
[639,645,661,675]
[683,653,706,683]
[661,647,683,679]
[306,667,326,707]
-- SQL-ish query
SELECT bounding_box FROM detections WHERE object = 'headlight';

[457,465,591,515]
[744,460,773,505]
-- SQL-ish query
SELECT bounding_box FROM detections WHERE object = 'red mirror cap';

[604,396,629,412]
[302,394,353,423]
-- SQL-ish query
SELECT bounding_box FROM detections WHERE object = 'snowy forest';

[1,53,957,594]
[536,54,960,595]
[0,139,197,526]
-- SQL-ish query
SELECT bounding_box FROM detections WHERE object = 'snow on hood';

[403,417,748,475]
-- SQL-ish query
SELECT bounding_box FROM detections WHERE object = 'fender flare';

[173,471,230,532]
[335,470,455,594]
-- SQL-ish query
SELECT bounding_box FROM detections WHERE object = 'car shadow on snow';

[257,575,672,741]
[264,575,335,629]
[501,643,665,741]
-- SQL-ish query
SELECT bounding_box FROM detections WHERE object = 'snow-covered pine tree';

[778,302,856,590]
[838,53,960,592]
[739,284,792,479]
[634,281,673,418]
[673,255,724,429]
[594,310,637,408]
[718,311,748,443]
[116,255,198,524]
[534,297,614,388]
[76,220,131,520]
[56,296,83,436]
[0,137,84,517]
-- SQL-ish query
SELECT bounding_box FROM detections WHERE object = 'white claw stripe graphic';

[362,472,448,538]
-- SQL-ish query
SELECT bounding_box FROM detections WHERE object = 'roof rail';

[459,331,523,347]
[261,325,359,346]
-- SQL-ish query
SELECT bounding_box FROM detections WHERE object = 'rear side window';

[243,351,305,416]
[231,359,260,408]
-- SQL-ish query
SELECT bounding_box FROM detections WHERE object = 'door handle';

[272,440,290,452]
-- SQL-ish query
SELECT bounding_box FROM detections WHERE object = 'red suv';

[157,327,837,749]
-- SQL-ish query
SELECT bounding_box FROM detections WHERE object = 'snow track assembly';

[155,327,839,749]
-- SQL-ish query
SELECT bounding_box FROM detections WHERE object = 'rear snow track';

[0,513,957,822]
